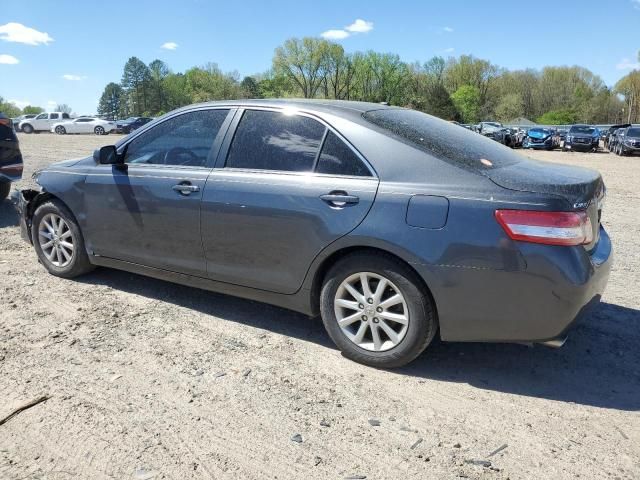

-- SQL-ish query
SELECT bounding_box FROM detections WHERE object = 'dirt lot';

[1,133,639,480]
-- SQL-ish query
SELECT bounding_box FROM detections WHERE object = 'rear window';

[362,109,522,171]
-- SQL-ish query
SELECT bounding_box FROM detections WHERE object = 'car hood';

[485,158,603,208]
[527,130,550,139]
[46,156,93,169]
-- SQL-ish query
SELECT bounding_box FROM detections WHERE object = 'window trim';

[112,107,237,171]
[216,107,377,178]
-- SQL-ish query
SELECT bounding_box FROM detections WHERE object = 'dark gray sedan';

[17,100,612,368]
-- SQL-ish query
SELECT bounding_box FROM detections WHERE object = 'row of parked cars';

[471,121,611,153]
[11,113,153,135]
[603,124,640,156]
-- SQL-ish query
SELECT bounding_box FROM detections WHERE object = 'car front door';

[82,108,234,276]
[201,108,379,294]
[33,113,48,130]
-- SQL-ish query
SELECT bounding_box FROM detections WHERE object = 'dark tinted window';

[317,131,371,176]
[50,113,59,120]
[62,113,70,119]
[627,128,640,137]
[124,109,228,167]
[569,125,595,134]
[363,109,522,171]
[226,110,325,172]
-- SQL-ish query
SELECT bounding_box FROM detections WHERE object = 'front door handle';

[172,183,200,195]
[320,191,359,207]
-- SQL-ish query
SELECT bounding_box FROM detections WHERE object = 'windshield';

[626,127,640,137]
[363,109,522,171]
[529,128,551,135]
[569,125,595,135]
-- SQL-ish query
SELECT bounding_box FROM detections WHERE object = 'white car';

[19,112,72,133]
[51,117,115,135]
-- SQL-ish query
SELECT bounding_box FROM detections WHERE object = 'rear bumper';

[419,226,612,343]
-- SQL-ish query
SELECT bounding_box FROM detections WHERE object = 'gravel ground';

[1,133,639,480]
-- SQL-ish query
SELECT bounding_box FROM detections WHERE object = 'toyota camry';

[16,100,612,368]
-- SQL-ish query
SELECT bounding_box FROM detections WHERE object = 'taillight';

[0,118,12,127]
[495,210,593,246]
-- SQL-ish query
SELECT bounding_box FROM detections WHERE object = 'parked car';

[608,128,625,153]
[51,117,115,135]
[0,112,23,201]
[523,127,561,150]
[478,122,516,147]
[12,114,37,132]
[16,100,611,368]
[604,124,631,150]
[557,128,568,141]
[115,116,153,134]
[563,124,600,152]
[615,126,640,156]
[19,112,72,134]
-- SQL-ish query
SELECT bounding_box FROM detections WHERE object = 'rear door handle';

[320,192,359,207]
[172,183,200,195]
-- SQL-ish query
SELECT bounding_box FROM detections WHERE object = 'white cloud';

[443,47,455,53]
[321,29,350,40]
[62,74,87,81]
[161,42,178,50]
[0,22,53,45]
[8,99,31,109]
[0,54,19,64]
[632,0,640,9]
[345,19,373,33]
[616,58,640,70]
[443,26,454,33]
[321,18,374,41]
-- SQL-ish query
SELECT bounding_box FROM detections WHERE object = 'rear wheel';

[0,182,10,201]
[55,126,66,135]
[94,126,105,135]
[22,124,34,134]
[320,252,437,368]
[32,200,94,278]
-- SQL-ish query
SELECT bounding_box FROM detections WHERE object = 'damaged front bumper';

[15,189,40,244]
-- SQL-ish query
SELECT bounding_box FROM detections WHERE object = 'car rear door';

[201,108,379,294]
[82,108,234,277]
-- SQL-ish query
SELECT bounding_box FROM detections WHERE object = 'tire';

[320,252,437,368]
[22,124,34,134]
[55,126,66,135]
[94,126,105,135]
[32,199,94,278]
[0,182,10,201]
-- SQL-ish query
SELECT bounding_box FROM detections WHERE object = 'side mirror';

[93,145,122,165]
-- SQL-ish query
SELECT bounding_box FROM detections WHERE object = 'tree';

[273,37,331,98]
[451,85,481,123]
[97,82,125,120]
[240,76,261,98]
[122,56,152,116]
[22,105,44,114]
[56,104,72,114]
[495,93,524,122]
[148,59,169,114]
[184,63,242,102]
[537,109,578,125]
[0,97,21,117]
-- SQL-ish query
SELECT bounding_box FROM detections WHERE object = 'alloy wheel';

[38,213,74,267]
[334,272,409,352]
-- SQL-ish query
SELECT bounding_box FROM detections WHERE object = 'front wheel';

[55,126,66,135]
[320,252,437,368]
[94,126,105,135]
[22,124,34,134]
[32,200,94,278]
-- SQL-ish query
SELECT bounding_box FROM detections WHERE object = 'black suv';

[0,112,23,201]
[115,117,153,134]
[563,124,600,152]
[616,126,640,156]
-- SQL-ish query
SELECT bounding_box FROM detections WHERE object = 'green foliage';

[536,109,578,125]
[495,93,524,123]
[240,76,261,98]
[451,85,481,123]
[122,56,152,115]
[0,97,22,117]
[22,105,44,114]
[98,82,125,120]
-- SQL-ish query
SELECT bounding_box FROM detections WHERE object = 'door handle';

[172,183,200,195]
[320,191,359,207]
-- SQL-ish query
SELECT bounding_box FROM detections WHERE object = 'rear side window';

[317,131,371,177]
[50,113,59,120]
[226,110,325,172]
[363,109,522,171]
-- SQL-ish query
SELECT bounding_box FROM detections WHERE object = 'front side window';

[225,110,325,172]
[124,109,229,167]
[317,131,371,177]
[35,113,47,120]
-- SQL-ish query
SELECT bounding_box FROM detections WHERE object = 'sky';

[2,0,640,114]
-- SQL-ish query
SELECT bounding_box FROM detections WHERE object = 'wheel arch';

[23,191,81,242]
[308,245,439,325]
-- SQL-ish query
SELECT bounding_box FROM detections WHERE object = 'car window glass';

[317,131,371,177]
[226,110,325,172]
[124,109,229,167]
[35,114,47,120]
[50,113,59,120]
[62,113,70,119]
